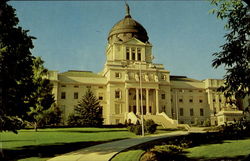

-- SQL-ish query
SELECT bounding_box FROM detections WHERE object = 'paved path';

[48,131,189,161]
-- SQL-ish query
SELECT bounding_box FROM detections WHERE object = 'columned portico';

[126,88,159,115]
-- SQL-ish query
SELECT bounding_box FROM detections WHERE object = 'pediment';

[122,38,146,45]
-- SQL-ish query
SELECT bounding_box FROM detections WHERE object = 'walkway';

[48,131,189,161]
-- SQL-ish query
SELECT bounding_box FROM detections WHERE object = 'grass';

[111,150,145,161]
[185,138,250,160]
[0,127,136,161]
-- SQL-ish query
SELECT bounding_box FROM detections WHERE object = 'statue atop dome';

[125,3,131,18]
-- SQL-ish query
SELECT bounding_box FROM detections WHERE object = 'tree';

[210,0,250,103]
[68,89,103,127]
[0,0,36,133]
[27,57,55,131]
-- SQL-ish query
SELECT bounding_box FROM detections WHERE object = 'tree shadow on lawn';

[0,138,128,161]
[116,133,250,161]
[34,129,128,133]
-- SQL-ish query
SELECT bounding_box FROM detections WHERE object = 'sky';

[9,0,227,80]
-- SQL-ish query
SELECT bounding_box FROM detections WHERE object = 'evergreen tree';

[210,0,250,101]
[27,57,55,131]
[69,89,103,127]
[0,0,36,133]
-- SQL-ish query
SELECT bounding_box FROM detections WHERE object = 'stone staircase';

[143,113,178,129]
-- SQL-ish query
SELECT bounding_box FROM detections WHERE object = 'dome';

[108,4,149,43]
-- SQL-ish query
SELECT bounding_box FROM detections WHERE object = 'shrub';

[145,119,157,134]
[127,124,142,135]
[140,151,158,161]
[150,144,183,154]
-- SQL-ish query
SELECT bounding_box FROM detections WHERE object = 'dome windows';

[125,47,142,61]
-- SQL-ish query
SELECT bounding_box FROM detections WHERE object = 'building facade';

[48,5,249,126]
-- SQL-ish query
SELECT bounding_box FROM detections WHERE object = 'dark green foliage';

[0,0,36,132]
[210,0,250,100]
[144,119,157,134]
[127,124,142,135]
[68,89,103,127]
[26,57,55,131]
[127,119,157,135]
[151,144,183,154]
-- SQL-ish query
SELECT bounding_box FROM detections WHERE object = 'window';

[74,85,79,88]
[161,94,165,99]
[137,48,141,61]
[99,86,103,89]
[86,86,91,89]
[200,108,204,116]
[74,92,78,99]
[115,72,121,78]
[115,104,122,114]
[199,90,203,93]
[61,85,66,87]
[179,108,184,116]
[219,99,222,103]
[126,48,130,60]
[213,99,216,102]
[137,53,141,61]
[179,99,183,102]
[132,48,136,60]
[61,92,66,99]
[189,90,193,92]
[115,91,121,99]
[190,108,194,116]
[199,99,203,103]
[99,93,103,100]
[189,99,193,103]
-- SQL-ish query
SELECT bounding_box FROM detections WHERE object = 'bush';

[145,119,157,134]
[150,144,183,154]
[127,124,142,135]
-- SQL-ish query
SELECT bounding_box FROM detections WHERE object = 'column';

[155,89,159,114]
[136,88,140,115]
[125,88,129,113]
[146,88,149,115]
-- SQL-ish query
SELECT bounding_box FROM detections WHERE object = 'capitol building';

[48,5,247,127]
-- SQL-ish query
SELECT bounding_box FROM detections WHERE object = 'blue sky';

[10,1,226,80]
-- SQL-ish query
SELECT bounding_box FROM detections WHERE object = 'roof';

[170,75,201,82]
[108,4,148,43]
[60,70,103,78]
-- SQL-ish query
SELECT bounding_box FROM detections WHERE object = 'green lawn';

[111,150,145,161]
[185,138,250,160]
[0,127,136,161]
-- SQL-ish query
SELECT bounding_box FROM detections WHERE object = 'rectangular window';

[115,104,122,114]
[180,108,184,116]
[189,99,193,103]
[179,99,183,103]
[115,72,121,78]
[126,48,130,60]
[200,108,204,116]
[137,53,141,61]
[115,91,121,99]
[161,94,165,99]
[132,48,136,60]
[74,92,78,99]
[99,93,103,100]
[189,90,193,92]
[190,108,194,116]
[86,86,91,89]
[61,85,66,87]
[61,92,66,99]
[199,99,203,103]
[74,85,79,88]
